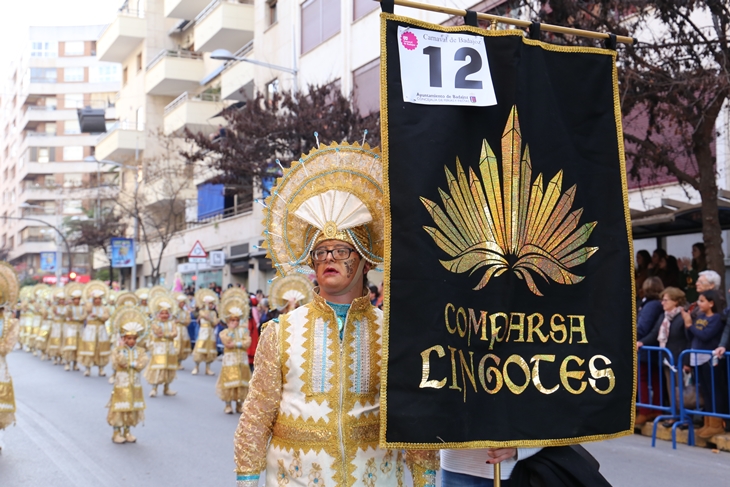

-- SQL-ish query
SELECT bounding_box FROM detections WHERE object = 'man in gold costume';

[48,290,67,365]
[107,309,149,444]
[64,288,87,371]
[216,297,251,414]
[233,143,437,487]
[0,262,20,453]
[144,295,178,397]
[79,285,112,377]
[173,293,192,370]
[192,291,218,376]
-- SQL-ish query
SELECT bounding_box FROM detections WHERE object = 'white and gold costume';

[0,262,21,433]
[63,284,87,370]
[144,295,178,395]
[192,289,219,375]
[48,293,67,364]
[79,282,112,375]
[216,296,251,413]
[173,293,192,367]
[234,142,437,486]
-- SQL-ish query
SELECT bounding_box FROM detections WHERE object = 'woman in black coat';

[638,287,688,420]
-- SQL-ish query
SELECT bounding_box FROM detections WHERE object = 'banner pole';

[378,0,635,45]
[494,463,501,487]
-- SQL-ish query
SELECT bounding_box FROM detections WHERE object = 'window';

[267,0,278,26]
[63,174,83,188]
[63,200,83,214]
[353,0,378,21]
[30,41,58,57]
[90,92,115,108]
[64,120,81,135]
[30,68,57,83]
[64,41,85,56]
[64,67,84,82]
[353,59,380,116]
[123,67,128,86]
[44,123,56,135]
[45,97,58,109]
[137,53,143,72]
[89,65,120,83]
[63,146,83,161]
[38,148,50,163]
[64,94,84,109]
[301,0,341,54]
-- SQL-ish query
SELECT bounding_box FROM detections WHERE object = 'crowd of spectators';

[635,243,730,438]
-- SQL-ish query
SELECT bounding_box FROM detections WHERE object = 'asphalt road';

[1,349,729,486]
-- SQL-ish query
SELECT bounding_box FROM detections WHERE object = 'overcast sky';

[0,0,120,82]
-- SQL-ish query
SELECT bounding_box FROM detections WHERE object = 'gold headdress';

[135,287,150,301]
[173,291,188,303]
[221,287,248,302]
[115,291,139,307]
[220,295,250,323]
[111,306,148,337]
[149,294,174,315]
[108,290,119,304]
[0,262,20,308]
[269,274,314,311]
[65,282,85,300]
[121,322,145,337]
[149,285,169,299]
[262,142,384,278]
[83,280,108,302]
[195,288,219,308]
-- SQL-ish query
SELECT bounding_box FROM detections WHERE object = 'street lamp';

[210,48,298,93]
[84,156,140,291]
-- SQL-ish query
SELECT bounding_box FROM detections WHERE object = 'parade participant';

[136,289,152,318]
[79,282,112,377]
[29,285,48,356]
[173,292,192,369]
[22,290,37,352]
[63,285,88,371]
[144,295,178,397]
[16,288,29,352]
[0,262,20,453]
[48,290,67,365]
[216,296,251,414]
[107,309,149,444]
[192,289,218,376]
[107,291,141,385]
[35,289,52,360]
[233,142,437,486]
[269,274,313,315]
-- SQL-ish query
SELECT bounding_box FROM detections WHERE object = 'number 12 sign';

[397,26,497,107]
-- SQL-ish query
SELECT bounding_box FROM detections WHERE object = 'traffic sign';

[209,250,226,267]
[188,257,207,264]
[188,240,207,258]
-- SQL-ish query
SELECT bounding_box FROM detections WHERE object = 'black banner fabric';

[380,14,636,448]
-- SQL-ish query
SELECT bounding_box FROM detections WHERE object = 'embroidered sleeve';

[0,317,19,356]
[234,322,282,479]
[111,347,126,370]
[406,450,439,487]
[135,348,150,371]
[164,323,178,339]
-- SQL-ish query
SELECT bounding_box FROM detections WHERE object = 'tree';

[181,83,381,188]
[64,208,127,284]
[518,0,730,279]
[113,131,194,285]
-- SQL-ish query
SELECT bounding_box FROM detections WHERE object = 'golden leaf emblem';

[420,106,598,296]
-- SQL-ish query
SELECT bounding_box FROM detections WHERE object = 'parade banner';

[40,252,56,272]
[110,238,134,268]
[380,13,636,448]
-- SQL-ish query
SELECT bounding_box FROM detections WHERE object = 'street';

[1,349,729,486]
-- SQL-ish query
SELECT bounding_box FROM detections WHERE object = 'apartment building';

[0,25,120,283]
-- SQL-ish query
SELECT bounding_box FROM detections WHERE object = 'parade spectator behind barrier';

[714,291,730,433]
[635,276,664,425]
[681,289,729,438]
[664,255,681,288]
[680,243,706,303]
[635,250,652,301]
[649,248,668,281]
[691,270,723,318]
[638,287,689,424]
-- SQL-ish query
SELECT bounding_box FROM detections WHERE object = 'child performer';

[144,296,178,397]
[107,316,149,444]
[192,291,218,376]
[80,288,112,377]
[216,297,251,414]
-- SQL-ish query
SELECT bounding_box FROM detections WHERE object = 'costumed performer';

[192,289,219,376]
[144,294,178,397]
[216,295,251,414]
[0,262,20,453]
[79,282,112,377]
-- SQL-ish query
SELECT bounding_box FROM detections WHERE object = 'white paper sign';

[397,26,497,107]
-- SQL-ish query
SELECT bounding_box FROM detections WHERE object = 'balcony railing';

[27,105,57,111]
[146,49,203,71]
[185,199,253,229]
[96,120,145,144]
[195,0,253,24]
[164,91,222,116]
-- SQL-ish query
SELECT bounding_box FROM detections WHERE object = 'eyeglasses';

[311,247,356,262]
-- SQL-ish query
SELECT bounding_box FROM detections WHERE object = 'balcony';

[19,185,59,201]
[21,107,76,131]
[97,8,146,63]
[194,0,254,53]
[94,121,146,162]
[163,92,226,136]
[145,50,205,96]
[165,0,211,19]
[221,45,255,101]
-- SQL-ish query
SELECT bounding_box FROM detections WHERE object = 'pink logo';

[470,96,477,103]
[400,31,418,51]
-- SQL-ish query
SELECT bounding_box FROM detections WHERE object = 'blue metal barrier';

[676,349,730,447]
[636,346,679,447]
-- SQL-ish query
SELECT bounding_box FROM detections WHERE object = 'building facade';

[0,25,120,284]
